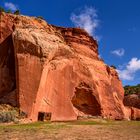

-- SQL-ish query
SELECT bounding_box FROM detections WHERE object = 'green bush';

[37,16,44,20]
[110,65,117,69]
[6,9,12,13]
[0,6,15,14]
[14,10,20,15]
[0,7,5,12]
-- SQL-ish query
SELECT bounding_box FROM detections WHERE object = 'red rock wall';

[1,12,140,121]
[0,34,17,106]
[30,63,78,121]
[123,106,140,120]
[131,107,140,120]
[0,13,19,107]
[0,13,13,43]
[53,26,99,59]
[16,54,43,116]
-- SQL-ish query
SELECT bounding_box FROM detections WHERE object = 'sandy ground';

[0,120,140,140]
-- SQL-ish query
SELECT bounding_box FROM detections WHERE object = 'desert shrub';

[0,7,13,13]
[0,7,5,12]
[110,65,117,69]
[0,104,20,123]
[37,16,44,20]
[6,10,12,13]
[0,111,17,123]
[14,10,20,15]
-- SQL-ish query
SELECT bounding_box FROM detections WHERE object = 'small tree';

[0,7,5,12]
[6,9,12,13]
[37,16,44,20]
[14,10,20,15]
[137,84,140,87]
[110,65,117,69]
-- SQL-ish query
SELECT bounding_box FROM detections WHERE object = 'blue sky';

[0,0,140,86]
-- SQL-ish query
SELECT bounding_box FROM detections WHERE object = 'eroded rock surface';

[124,94,140,109]
[0,12,140,121]
[0,33,17,106]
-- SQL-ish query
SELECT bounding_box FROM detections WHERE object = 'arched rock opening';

[72,82,101,116]
[0,35,17,106]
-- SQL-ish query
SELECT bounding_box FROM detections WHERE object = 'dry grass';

[0,120,140,140]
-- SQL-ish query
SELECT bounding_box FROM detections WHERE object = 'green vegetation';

[37,16,44,20]
[0,120,140,139]
[67,120,105,125]
[0,6,20,14]
[6,9,12,13]
[124,84,140,96]
[0,104,19,123]
[0,7,5,12]
[0,111,18,123]
[110,65,117,69]
[0,120,134,130]
[14,10,20,15]
[0,121,67,132]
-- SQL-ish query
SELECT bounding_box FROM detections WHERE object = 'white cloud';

[111,48,125,57]
[4,2,18,11]
[117,58,140,80]
[98,54,102,59]
[70,6,100,40]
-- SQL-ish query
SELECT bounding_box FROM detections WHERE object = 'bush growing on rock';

[6,10,12,13]
[0,6,17,14]
[14,10,20,15]
[37,16,44,20]
[0,7,5,12]
[110,65,117,69]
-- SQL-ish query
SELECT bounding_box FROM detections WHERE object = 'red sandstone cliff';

[0,12,140,121]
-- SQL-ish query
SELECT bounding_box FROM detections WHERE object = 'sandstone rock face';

[0,13,13,43]
[124,94,140,109]
[131,107,140,120]
[0,33,17,106]
[0,12,139,121]
[123,107,140,120]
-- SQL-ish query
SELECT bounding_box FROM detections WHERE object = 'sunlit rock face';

[0,12,139,121]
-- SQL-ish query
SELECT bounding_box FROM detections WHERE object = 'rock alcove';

[0,34,17,106]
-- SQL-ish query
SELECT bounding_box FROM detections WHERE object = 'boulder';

[124,94,140,109]
[131,107,140,120]
[123,106,140,120]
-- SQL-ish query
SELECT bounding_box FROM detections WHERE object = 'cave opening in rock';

[38,112,51,121]
[38,112,45,121]
[72,83,101,116]
[0,34,17,106]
